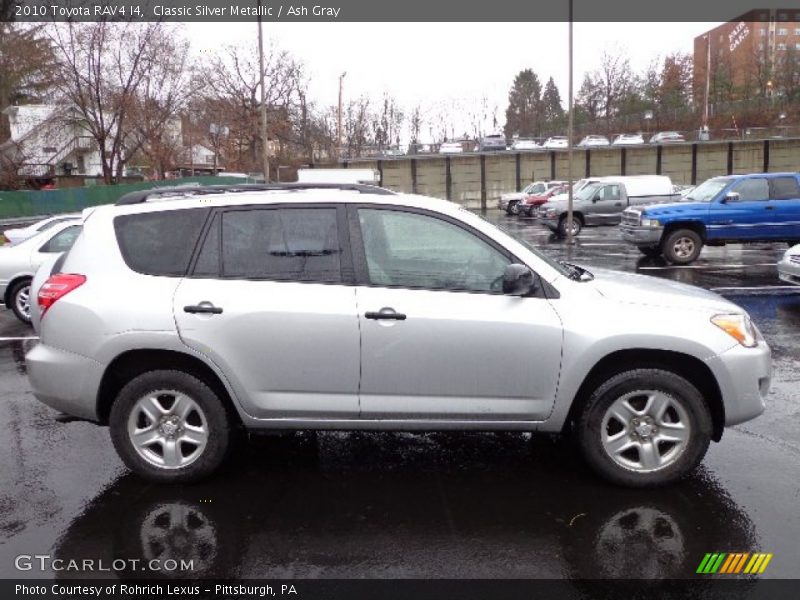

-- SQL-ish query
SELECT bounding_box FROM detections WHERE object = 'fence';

[344,138,800,209]
[0,176,257,219]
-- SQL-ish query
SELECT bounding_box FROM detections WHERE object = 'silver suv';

[26,184,771,486]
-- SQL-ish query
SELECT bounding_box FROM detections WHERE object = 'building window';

[759,28,767,36]
[796,42,800,50]
[778,43,787,51]
[758,42,765,51]
[795,28,800,35]
[777,28,788,35]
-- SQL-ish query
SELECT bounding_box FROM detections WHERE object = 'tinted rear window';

[771,176,800,200]
[114,208,209,276]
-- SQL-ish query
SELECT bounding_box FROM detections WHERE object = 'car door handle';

[184,303,223,315]
[765,205,775,210]
[365,310,406,321]
[614,202,623,206]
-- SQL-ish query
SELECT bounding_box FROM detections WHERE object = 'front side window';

[357,209,510,293]
[596,185,620,201]
[221,208,341,282]
[732,178,769,202]
[39,225,82,253]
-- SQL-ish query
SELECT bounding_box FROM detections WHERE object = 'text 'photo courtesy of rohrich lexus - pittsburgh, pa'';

[25,182,771,487]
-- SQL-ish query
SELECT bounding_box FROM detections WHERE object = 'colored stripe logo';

[696,552,773,574]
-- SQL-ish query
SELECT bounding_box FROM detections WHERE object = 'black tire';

[9,278,32,325]
[110,370,233,483]
[637,245,662,258]
[662,228,703,264]
[507,201,520,216]
[557,214,583,237]
[575,369,712,487]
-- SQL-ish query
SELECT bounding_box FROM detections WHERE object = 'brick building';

[694,9,800,112]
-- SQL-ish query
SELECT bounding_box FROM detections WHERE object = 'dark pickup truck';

[620,172,800,264]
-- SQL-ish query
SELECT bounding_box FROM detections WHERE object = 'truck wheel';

[557,215,583,237]
[663,229,702,264]
[110,370,233,483]
[575,368,712,487]
[637,246,662,258]
[507,201,520,216]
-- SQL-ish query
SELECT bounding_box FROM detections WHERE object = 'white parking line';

[576,243,622,246]
[639,263,777,270]
[0,336,39,341]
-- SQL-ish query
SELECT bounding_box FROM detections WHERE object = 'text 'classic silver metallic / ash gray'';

[26,184,771,486]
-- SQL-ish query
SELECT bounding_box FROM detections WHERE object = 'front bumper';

[620,225,663,246]
[705,340,771,427]
[26,343,105,422]
[777,257,800,286]
[539,216,560,231]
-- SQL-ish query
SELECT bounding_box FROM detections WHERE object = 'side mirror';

[721,191,740,204]
[502,264,535,296]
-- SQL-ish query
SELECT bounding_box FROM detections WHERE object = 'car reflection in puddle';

[53,431,755,580]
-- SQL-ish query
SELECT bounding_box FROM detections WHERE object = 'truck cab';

[620,172,800,264]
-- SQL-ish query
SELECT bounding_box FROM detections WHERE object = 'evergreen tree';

[503,69,542,138]
[541,77,565,134]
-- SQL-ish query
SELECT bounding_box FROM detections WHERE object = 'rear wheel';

[576,368,712,487]
[557,215,583,237]
[110,370,233,483]
[637,245,662,258]
[663,229,702,264]
[9,279,32,325]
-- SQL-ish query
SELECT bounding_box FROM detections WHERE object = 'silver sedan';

[778,244,800,286]
[1,219,82,324]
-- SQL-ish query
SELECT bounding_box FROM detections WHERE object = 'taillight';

[38,274,86,318]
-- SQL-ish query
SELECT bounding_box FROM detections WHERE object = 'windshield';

[576,182,602,201]
[685,177,732,202]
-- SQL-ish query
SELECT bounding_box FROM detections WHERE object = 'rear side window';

[39,225,82,253]
[114,208,209,276]
[220,208,341,282]
[771,177,800,200]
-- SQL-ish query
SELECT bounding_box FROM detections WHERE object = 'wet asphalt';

[0,213,798,581]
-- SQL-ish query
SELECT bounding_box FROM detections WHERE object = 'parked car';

[577,135,610,147]
[511,139,540,151]
[479,134,507,152]
[539,175,678,236]
[518,185,567,217]
[541,136,568,149]
[2,213,81,245]
[650,132,686,144]
[26,182,770,487]
[1,219,82,324]
[620,172,800,264]
[612,134,645,146]
[498,180,566,215]
[778,244,800,285]
[439,141,464,154]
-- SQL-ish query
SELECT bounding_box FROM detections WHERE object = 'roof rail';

[115,182,396,206]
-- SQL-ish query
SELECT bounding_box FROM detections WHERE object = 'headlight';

[543,208,558,218]
[641,217,661,227]
[711,314,758,348]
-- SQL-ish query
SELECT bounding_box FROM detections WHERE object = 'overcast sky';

[186,22,718,140]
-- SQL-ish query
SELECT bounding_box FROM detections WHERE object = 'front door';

[586,183,623,225]
[173,205,361,420]
[352,207,563,421]
[709,176,777,240]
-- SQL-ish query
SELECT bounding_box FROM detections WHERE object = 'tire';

[507,201,520,216]
[663,229,703,264]
[110,370,233,483]
[557,214,583,237]
[9,278,32,325]
[637,245,662,258]
[575,368,712,487]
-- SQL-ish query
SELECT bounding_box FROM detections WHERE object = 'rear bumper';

[620,225,663,246]
[705,340,771,427]
[26,343,104,422]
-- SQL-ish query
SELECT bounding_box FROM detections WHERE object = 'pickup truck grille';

[621,209,641,226]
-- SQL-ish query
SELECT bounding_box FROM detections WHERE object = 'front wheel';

[110,370,233,483]
[663,229,703,264]
[557,215,583,237]
[9,279,32,325]
[507,201,520,216]
[575,369,712,487]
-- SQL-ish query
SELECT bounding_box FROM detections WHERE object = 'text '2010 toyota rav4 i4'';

[26,184,771,487]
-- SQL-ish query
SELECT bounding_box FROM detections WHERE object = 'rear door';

[768,175,800,241]
[173,204,361,420]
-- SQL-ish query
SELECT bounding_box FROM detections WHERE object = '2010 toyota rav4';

[26,184,771,486]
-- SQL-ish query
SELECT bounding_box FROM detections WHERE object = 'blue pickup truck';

[620,172,800,264]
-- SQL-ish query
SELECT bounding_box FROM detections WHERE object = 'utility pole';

[338,71,346,160]
[257,0,269,182]
[703,33,711,129]
[566,0,575,245]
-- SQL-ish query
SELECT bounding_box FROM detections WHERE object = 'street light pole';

[703,33,711,129]
[566,0,575,245]
[257,0,269,182]
[338,72,347,161]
